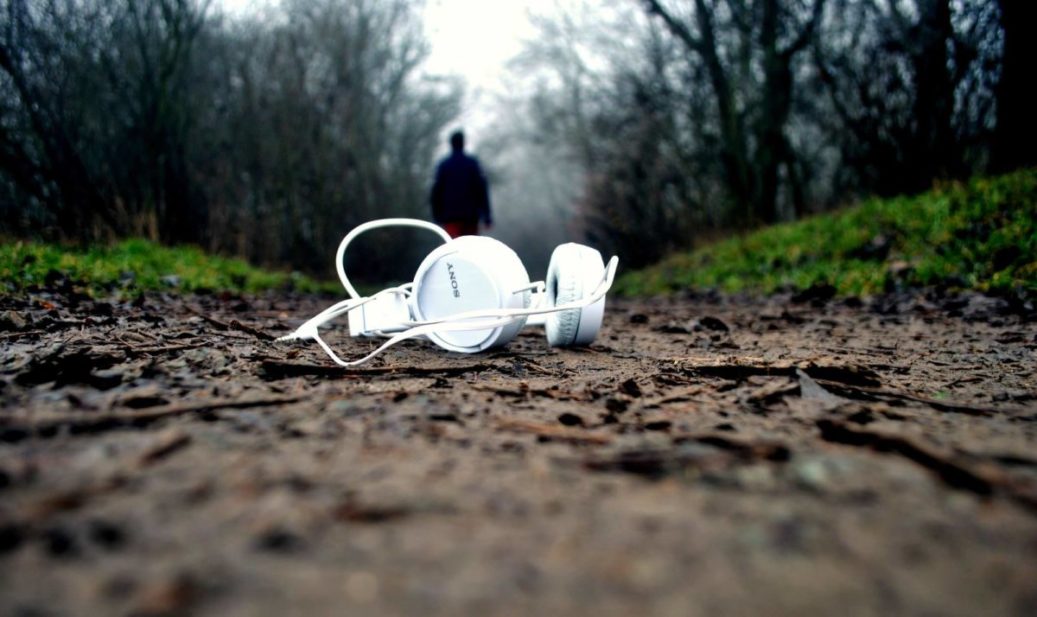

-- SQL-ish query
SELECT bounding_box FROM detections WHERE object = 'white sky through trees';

[422,0,537,138]
[217,0,542,143]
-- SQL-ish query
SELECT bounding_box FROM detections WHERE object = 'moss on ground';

[615,169,1037,297]
[0,238,336,296]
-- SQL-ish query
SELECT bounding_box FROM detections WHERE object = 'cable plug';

[276,322,319,342]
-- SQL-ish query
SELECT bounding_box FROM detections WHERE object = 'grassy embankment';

[616,169,1037,297]
[0,238,335,296]
[2,169,1034,298]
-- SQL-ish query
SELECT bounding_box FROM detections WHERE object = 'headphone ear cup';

[411,236,530,353]
[545,243,606,347]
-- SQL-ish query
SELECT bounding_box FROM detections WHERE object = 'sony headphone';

[278,218,619,366]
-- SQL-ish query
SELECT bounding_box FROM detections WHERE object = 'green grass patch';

[616,168,1037,297]
[0,238,337,296]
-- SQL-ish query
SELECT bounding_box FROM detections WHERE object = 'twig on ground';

[185,305,275,341]
[0,330,46,340]
[813,380,1026,417]
[122,342,208,356]
[817,418,1037,512]
[672,432,792,461]
[495,417,613,444]
[137,429,192,467]
[260,360,497,379]
[0,395,305,441]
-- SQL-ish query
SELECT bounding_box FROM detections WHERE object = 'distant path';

[1,290,1035,615]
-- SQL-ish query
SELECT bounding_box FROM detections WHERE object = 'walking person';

[430,130,492,238]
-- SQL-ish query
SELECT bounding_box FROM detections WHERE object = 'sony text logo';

[447,263,460,298]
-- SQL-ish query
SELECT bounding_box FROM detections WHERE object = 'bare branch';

[640,0,704,52]
[782,0,827,58]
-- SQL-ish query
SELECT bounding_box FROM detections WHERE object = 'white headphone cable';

[276,283,413,341]
[310,315,522,367]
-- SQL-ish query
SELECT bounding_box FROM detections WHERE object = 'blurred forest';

[495,0,1034,268]
[0,0,461,280]
[1,0,1034,279]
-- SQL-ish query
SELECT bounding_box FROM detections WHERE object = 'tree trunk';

[755,0,786,224]
[992,0,1037,172]
[910,0,958,182]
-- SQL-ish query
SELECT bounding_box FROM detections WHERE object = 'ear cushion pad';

[545,243,605,347]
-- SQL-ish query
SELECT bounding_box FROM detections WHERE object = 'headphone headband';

[335,218,451,300]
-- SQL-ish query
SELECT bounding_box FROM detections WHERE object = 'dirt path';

[1,289,1036,616]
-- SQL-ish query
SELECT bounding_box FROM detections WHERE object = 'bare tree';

[0,0,209,240]
[1,0,121,239]
[199,0,460,276]
[813,0,1000,195]
[640,0,826,224]
[498,3,715,267]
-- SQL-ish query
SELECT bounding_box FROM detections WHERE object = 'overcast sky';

[423,0,535,88]
[217,0,544,140]
[422,0,537,134]
[219,0,536,89]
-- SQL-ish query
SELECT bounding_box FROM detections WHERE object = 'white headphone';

[278,218,620,366]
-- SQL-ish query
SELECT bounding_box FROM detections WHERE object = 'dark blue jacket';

[430,152,491,225]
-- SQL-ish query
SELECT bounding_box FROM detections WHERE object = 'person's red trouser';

[441,220,479,238]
